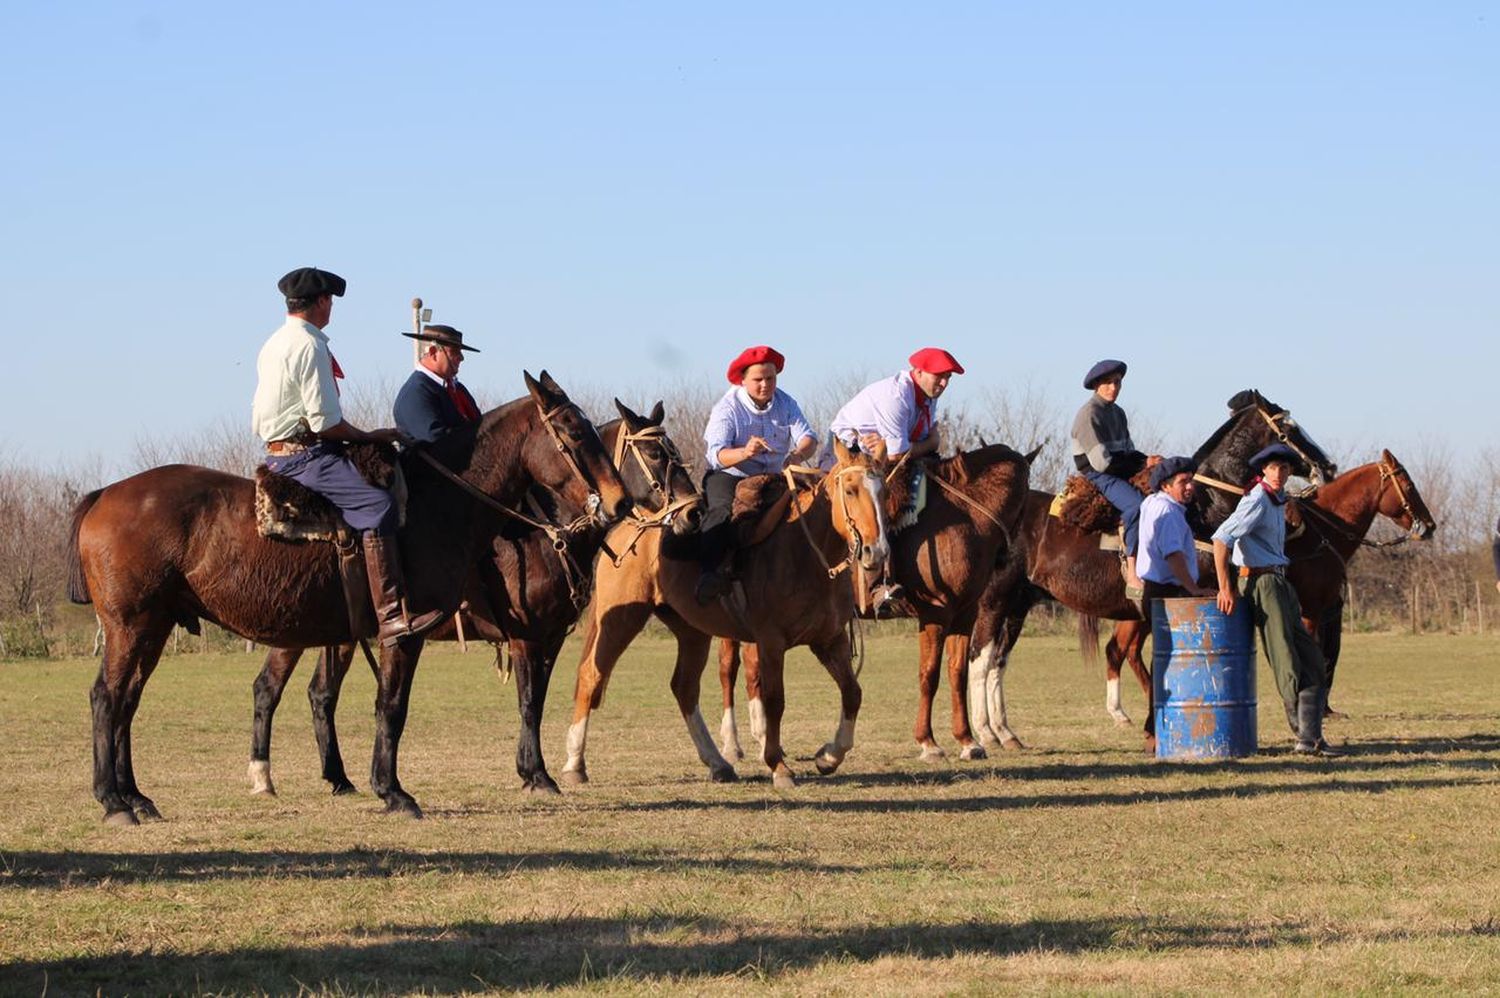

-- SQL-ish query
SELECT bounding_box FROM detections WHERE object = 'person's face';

[1162,473,1195,504]
[913,369,952,399]
[309,294,334,329]
[1095,375,1122,403]
[423,343,463,379]
[741,362,778,406]
[1260,459,1292,492]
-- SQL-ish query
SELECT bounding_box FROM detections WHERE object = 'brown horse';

[964,390,1338,749]
[716,444,1033,764]
[245,401,701,797]
[560,441,890,789]
[67,372,630,824]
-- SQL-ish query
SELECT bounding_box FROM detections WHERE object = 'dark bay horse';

[716,444,1033,764]
[67,372,630,825]
[964,390,1338,748]
[561,441,890,789]
[246,401,701,797]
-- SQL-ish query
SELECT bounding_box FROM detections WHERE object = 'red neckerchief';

[1247,475,1286,506]
[446,379,481,422]
[328,352,344,396]
[910,379,934,442]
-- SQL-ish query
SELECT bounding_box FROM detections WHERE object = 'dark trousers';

[265,442,397,534]
[698,470,742,570]
[1086,470,1143,554]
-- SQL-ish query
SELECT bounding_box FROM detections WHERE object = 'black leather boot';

[1294,687,1343,757]
[364,532,445,647]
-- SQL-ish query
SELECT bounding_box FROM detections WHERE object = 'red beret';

[909,347,965,376]
[726,345,786,384]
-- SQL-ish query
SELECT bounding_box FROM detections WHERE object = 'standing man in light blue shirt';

[1213,443,1342,757]
[696,345,817,603]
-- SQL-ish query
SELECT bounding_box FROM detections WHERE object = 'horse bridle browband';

[605,423,703,567]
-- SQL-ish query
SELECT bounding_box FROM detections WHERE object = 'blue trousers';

[265,442,397,534]
[1085,471,1142,555]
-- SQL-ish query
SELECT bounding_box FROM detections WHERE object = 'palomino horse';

[561,440,890,789]
[67,372,630,824]
[246,401,701,797]
[964,390,1338,749]
[716,444,1033,764]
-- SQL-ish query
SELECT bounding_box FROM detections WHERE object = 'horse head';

[828,438,890,573]
[611,398,703,536]
[1375,449,1437,541]
[1192,390,1339,527]
[522,371,632,526]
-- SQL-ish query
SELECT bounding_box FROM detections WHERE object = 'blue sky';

[3,3,1494,471]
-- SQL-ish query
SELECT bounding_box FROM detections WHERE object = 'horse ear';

[613,397,641,426]
[649,400,665,425]
[538,370,566,398]
[1023,444,1044,466]
[1382,448,1396,464]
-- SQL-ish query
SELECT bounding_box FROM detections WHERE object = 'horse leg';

[512,638,561,795]
[944,626,986,761]
[658,610,736,783]
[1104,627,1132,726]
[717,637,744,761]
[810,631,862,775]
[249,647,304,795]
[114,659,166,820]
[913,623,946,760]
[91,618,170,825]
[369,639,424,818]
[744,643,768,758]
[970,604,1030,750]
[560,601,652,785]
[755,643,796,789]
[309,644,359,794]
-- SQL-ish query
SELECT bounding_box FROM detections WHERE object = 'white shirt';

[251,317,342,443]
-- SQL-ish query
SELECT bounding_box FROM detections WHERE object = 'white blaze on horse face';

[562,717,590,773]
[861,473,891,566]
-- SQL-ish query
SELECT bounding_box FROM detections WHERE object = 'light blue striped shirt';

[1211,485,1289,568]
[703,387,815,478]
[1139,492,1197,584]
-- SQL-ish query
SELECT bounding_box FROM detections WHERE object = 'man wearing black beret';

[251,267,444,647]
[393,325,483,444]
[1070,359,1149,591]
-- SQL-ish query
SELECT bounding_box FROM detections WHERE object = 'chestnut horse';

[560,441,890,789]
[66,372,629,824]
[716,443,1033,764]
[964,390,1338,749]
[245,401,701,797]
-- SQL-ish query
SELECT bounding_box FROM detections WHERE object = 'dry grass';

[1,629,1496,995]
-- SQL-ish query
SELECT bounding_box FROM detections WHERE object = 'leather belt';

[267,439,311,456]
[1239,565,1286,578]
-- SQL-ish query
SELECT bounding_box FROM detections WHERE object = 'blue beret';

[278,267,346,299]
[1247,443,1300,476]
[1149,455,1197,492]
[1083,359,1127,390]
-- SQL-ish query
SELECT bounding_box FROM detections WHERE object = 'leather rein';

[606,424,703,567]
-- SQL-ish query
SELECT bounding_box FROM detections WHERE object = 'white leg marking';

[561,716,590,774]
[748,696,768,752]
[1107,676,1131,725]
[988,656,1022,746]
[967,641,997,744]
[248,759,275,796]
[684,707,732,772]
[719,706,743,761]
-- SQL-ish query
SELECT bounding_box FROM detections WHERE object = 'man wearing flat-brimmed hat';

[1213,443,1342,757]
[251,267,444,647]
[1070,359,1149,591]
[394,324,483,444]
[695,344,818,603]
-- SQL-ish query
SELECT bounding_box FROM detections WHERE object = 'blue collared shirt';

[1138,492,1197,584]
[703,386,815,478]
[828,370,935,457]
[1211,485,1289,568]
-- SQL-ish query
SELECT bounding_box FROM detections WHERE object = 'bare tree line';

[2,383,1496,657]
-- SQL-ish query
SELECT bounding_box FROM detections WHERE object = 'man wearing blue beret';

[1070,359,1149,590]
[1212,444,1342,756]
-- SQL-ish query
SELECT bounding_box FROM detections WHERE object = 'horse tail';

[66,488,105,604]
[1076,613,1101,670]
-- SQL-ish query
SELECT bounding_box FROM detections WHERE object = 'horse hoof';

[524,776,562,796]
[1143,736,1158,756]
[133,802,164,822]
[1110,713,1133,727]
[103,809,139,827]
[814,752,843,776]
[918,744,946,762]
[330,781,359,796]
[959,743,987,761]
[383,798,424,820]
[772,770,797,790]
[559,768,589,786]
[709,765,739,784]
[1001,737,1026,751]
[250,785,277,797]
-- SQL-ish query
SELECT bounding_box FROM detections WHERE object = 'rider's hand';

[370,427,410,446]
[745,436,771,457]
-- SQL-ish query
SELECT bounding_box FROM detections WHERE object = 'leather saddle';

[728,469,823,549]
[253,442,406,543]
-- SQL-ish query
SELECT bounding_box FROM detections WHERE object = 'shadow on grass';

[0,848,878,890]
[10,913,1495,993]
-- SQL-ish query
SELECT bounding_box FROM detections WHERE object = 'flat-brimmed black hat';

[1083,358,1127,390]
[278,267,346,299]
[402,323,481,353]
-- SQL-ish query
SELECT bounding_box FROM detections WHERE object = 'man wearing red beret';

[828,347,963,464]
[695,345,818,602]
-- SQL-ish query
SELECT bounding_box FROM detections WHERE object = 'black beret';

[1083,358,1127,390]
[278,267,347,299]
[1247,443,1301,477]
[1149,455,1198,493]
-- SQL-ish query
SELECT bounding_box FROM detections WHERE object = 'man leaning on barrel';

[1211,443,1342,757]
[251,267,444,647]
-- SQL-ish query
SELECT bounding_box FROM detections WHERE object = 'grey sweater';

[1070,395,1138,475]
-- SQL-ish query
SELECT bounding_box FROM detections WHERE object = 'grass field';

[1,628,1496,995]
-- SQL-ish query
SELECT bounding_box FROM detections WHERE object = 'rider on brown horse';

[251,267,443,647]
[1070,358,1149,592]
[393,324,483,443]
[696,344,818,603]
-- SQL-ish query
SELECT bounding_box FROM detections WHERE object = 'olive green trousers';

[1239,572,1327,706]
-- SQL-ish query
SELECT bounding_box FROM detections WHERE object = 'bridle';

[607,423,703,567]
[1255,406,1331,485]
[784,462,883,580]
[1291,454,1432,566]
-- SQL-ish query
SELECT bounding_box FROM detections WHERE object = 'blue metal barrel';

[1152,598,1256,759]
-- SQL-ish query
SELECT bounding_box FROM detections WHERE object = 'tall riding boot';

[1284,699,1300,737]
[1293,687,1343,757]
[363,532,445,647]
